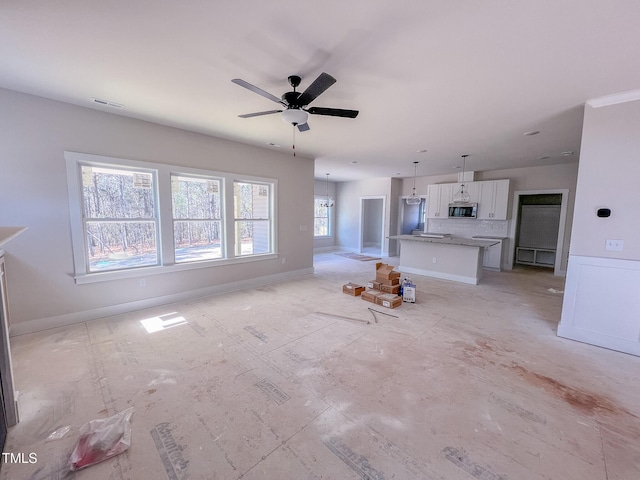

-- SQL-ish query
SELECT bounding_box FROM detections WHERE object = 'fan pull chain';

[292,125,296,157]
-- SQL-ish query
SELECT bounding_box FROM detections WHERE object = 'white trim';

[558,255,640,357]
[313,195,333,238]
[586,90,640,108]
[399,265,479,285]
[65,151,278,281]
[10,267,314,337]
[507,189,569,276]
[73,253,279,284]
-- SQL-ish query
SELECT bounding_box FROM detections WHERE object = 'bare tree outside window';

[81,165,159,272]
[172,175,223,263]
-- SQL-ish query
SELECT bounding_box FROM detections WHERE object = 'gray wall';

[0,88,314,331]
[570,100,640,260]
[336,177,393,255]
[558,98,640,356]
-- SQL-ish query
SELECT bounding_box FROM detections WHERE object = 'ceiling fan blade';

[232,79,284,105]
[307,107,359,118]
[297,122,310,132]
[238,109,283,118]
[296,72,336,106]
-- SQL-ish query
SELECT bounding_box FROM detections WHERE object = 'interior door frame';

[508,189,570,276]
[359,196,386,256]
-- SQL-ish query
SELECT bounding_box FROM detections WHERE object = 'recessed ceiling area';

[1,1,639,181]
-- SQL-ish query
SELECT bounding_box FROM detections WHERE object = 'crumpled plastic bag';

[68,407,134,471]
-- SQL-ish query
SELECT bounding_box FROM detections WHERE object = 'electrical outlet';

[139,278,146,287]
[605,239,624,251]
[281,258,286,264]
[432,257,437,264]
[299,225,307,232]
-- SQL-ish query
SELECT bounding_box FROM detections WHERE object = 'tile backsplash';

[427,218,508,238]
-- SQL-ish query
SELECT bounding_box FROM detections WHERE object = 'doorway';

[396,197,426,255]
[508,189,569,276]
[360,196,385,256]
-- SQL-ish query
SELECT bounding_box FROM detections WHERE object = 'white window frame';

[313,196,333,238]
[171,173,225,264]
[233,179,275,257]
[66,152,278,284]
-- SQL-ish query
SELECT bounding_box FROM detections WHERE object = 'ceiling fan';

[232,72,359,132]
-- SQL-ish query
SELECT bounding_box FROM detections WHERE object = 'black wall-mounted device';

[597,208,611,218]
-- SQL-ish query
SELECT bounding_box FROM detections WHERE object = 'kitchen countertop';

[391,234,499,248]
[472,235,508,240]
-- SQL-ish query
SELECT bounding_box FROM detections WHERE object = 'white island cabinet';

[392,235,499,284]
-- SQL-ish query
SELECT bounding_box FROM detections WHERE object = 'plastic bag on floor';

[68,407,134,472]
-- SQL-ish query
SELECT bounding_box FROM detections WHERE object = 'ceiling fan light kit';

[281,108,308,126]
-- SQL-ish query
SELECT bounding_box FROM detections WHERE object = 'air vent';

[92,98,125,109]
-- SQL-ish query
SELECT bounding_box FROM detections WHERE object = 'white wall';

[558,99,640,356]
[0,89,314,333]
[313,178,336,250]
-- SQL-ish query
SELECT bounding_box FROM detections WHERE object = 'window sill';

[73,253,279,284]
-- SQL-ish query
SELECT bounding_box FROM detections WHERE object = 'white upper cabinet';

[426,179,510,220]
[426,183,453,218]
[477,179,510,220]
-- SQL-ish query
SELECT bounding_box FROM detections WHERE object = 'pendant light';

[406,161,421,205]
[453,154,471,203]
[320,173,334,208]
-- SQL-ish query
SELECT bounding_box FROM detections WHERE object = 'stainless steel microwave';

[448,203,477,218]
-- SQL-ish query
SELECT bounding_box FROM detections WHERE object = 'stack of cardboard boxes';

[361,263,403,309]
[341,263,414,309]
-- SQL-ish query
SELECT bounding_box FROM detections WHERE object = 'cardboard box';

[377,276,400,286]
[361,289,383,304]
[380,283,400,294]
[367,280,382,290]
[402,283,416,303]
[343,282,365,296]
[375,293,402,309]
[375,262,401,285]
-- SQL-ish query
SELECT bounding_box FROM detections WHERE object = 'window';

[314,197,331,237]
[234,181,272,256]
[80,164,159,272]
[66,152,278,283]
[171,175,223,263]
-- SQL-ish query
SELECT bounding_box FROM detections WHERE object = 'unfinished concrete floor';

[3,252,640,479]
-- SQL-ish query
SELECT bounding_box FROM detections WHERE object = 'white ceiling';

[2,1,640,181]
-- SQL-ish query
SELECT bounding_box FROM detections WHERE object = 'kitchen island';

[391,234,499,285]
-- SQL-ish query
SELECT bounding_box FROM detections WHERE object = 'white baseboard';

[399,265,479,285]
[10,267,314,337]
[313,246,341,253]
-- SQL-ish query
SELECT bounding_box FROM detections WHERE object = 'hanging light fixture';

[453,154,471,203]
[320,173,334,208]
[406,161,421,205]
